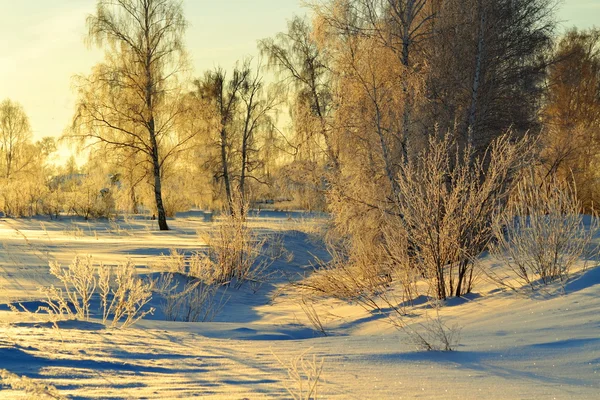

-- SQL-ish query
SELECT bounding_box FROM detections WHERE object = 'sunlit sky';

[0,0,598,151]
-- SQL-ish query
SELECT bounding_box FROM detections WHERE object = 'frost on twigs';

[273,349,325,400]
[489,173,599,292]
[98,261,154,328]
[40,256,154,328]
[198,211,274,288]
[398,302,462,352]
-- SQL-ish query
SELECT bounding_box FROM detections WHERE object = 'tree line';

[0,0,598,240]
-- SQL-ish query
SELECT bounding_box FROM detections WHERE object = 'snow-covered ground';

[0,212,598,399]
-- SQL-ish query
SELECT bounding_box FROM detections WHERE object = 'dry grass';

[153,272,229,322]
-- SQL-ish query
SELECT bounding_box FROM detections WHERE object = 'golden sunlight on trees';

[259,17,336,210]
[541,28,600,209]
[68,0,195,230]
[0,100,56,216]
[2,0,599,303]
[192,60,279,216]
[4,4,600,397]
[0,99,33,180]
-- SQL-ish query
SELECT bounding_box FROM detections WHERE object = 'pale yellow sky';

[0,0,597,156]
[0,0,305,147]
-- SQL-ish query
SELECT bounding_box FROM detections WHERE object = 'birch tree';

[70,0,191,230]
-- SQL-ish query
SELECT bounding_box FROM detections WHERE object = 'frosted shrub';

[41,256,154,328]
[98,262,155,328]
[390,133,531,300]
[45,256,97,320]
[199,211,271,287]
[300,238,399,313]
[158,249,222,285]
[0,369,66,400]
[321,133,531,303]
[490,174,599,290]
[0,177,49,217]
[401,304,462,352]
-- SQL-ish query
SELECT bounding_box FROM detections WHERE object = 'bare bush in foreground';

[399,305,462,352]
[490,174,599,290]
[392,133,532,300]
[42,257,154,328]
[47,256,97,320]
[98,262,154,328]
[274,349,325,400]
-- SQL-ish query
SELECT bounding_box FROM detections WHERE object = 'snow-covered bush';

[389,133,531,300]
[321,133,531,304]
[41,256,154,328]
[45,256,97,320]
[490,174,599,290]
[98,262,154,328]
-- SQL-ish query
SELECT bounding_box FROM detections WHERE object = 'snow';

[0,213,598,399]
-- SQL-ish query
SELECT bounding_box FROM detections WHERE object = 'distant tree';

[541,28,600,208]
[427,0,555,150]
[36,136,57,158]
[0,99,33,179]
[70,0,191,230]
[194,65,248,215]
[0,102,57,216]
[260,16,338,170]
[193,60,278,216]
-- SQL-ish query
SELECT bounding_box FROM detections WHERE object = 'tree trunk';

[239,90,255,217]
[400,8,412,165]
[240,129,248,216]
[148,117,169,230]
[151,148,169,230]
[466,0,486,149]
[130,184,139,214]
[220,127,234,215]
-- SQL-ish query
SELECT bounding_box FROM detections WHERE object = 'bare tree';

[194,60,278,216]
[194,65,249,215]
[70,0,191,230]
[0,99,33,179]
[428,0,555,151]
[260,16,338,171]
[313,0,436,162]
[238,61,280,212]
[541,28,600,209]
